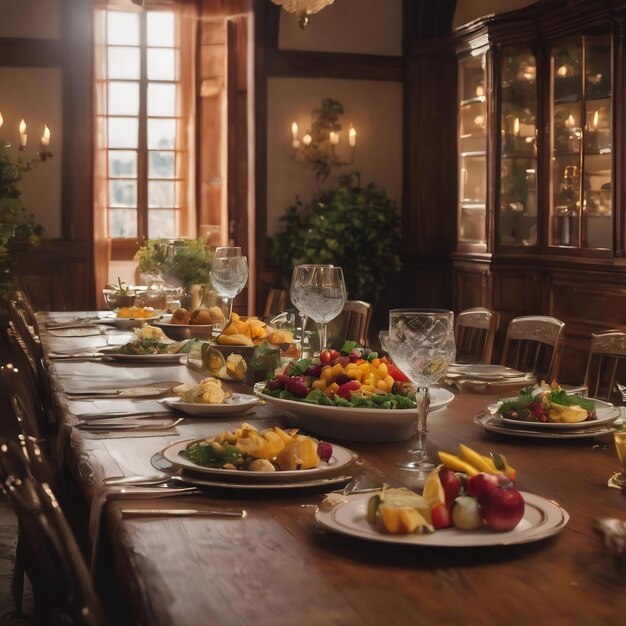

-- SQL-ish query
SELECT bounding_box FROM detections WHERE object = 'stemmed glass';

[609,426,626,489]
[291,265,346,354]
[290,264,333,354]
[380,309,456,473]
[209,247,248,321]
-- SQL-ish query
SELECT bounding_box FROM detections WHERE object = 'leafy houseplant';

[270,182,402,303]
[135,238,213,289]
[0,144,46,299]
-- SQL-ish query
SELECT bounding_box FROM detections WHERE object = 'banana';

[437,451,480,476]
[459,444,499,474]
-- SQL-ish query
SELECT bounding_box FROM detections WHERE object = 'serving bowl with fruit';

[255,342,455,442]
[155,306,224,340]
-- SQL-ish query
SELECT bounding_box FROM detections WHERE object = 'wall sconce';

[271,0,335,29]
[0,112,53,162]
[290,98,356,182]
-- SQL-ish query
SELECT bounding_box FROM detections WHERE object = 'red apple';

[431,504,452,530]
[439,467,462,510]
[480,485,525,532]
[466,472,510,499]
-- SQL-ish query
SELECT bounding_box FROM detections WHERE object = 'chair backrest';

[454,307,499,364]
[0,364,43,442]
[583,330,626,403]
[326,300,372,348]
[263,288,288,320]
[12,289,40,335]
[0,439,107,626]
[7,298,43,380]
[501,315,565,382]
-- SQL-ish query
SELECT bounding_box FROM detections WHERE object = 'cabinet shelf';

[460,96,486,107]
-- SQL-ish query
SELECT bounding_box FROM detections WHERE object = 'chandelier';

[271,0,335,29]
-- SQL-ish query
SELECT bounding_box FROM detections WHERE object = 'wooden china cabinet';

[453,0,626,382]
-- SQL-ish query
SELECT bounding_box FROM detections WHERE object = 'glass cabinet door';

[498,47,538,246]
[549,34,612,249]
[458,54,487,249]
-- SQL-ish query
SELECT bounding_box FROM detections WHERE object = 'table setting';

[31,257,626,625]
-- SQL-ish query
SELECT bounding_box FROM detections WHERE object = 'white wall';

[279,0,403,56]
[0,0,63,239]
[268,0,404,236]
[0,68,63,239]
[267,78,402,235]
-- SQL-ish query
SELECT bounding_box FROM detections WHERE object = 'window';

[96,8,195,254]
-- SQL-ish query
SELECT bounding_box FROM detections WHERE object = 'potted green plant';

[270,181,402,304]
[0,144,46,302]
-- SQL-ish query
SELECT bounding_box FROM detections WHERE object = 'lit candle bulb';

[567,114,575,128]
[592,110,599,129]
[302,133,312,146]
[513,118,520,136]
[349,125,356,148]
[475,85,484,97]
[329,131,339,145]
[19,118,27,149]
[41,125,50,147]
[291,121,299,148]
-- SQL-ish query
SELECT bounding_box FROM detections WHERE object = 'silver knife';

[120,508,248,518]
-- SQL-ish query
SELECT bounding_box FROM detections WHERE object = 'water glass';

[210,247,248,319]
[291,265,346,353]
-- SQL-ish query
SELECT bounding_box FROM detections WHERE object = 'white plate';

[493,399,620,430]
[100,312,165,330]
[315,491,569,547]
[161,438,359,483]
[162,394,259,416]
[164,472,354,491]
[254,385,455,443]
[446,364,528,380]
[98,349,183,363]
[474,412,617,439]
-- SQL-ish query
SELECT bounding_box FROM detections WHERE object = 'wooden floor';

[0,496,33,625]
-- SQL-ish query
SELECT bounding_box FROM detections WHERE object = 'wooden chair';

[263,288,288,320]
[501,315,565,382]
[326,300,372,348]
[583,330,626,403]
[454,307,499,364]
[0,438,107,626]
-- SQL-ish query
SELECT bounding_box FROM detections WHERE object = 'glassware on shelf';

[291,265,346,354]
[210,247,248,320]
[380,310,456,474]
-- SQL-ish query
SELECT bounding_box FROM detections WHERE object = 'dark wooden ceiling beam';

[267,49,404,81]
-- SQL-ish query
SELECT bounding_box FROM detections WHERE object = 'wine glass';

[292,265,346,354]
[609,426,626,489]
[210,247,248,321]
[380,309,456,473]
[290,264,333,354]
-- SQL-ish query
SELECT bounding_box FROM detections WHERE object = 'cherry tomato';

[320,349,340,365]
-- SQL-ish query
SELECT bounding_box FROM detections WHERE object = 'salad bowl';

[254,383,454,443]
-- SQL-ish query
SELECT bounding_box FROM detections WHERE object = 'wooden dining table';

[38,312,626,625]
